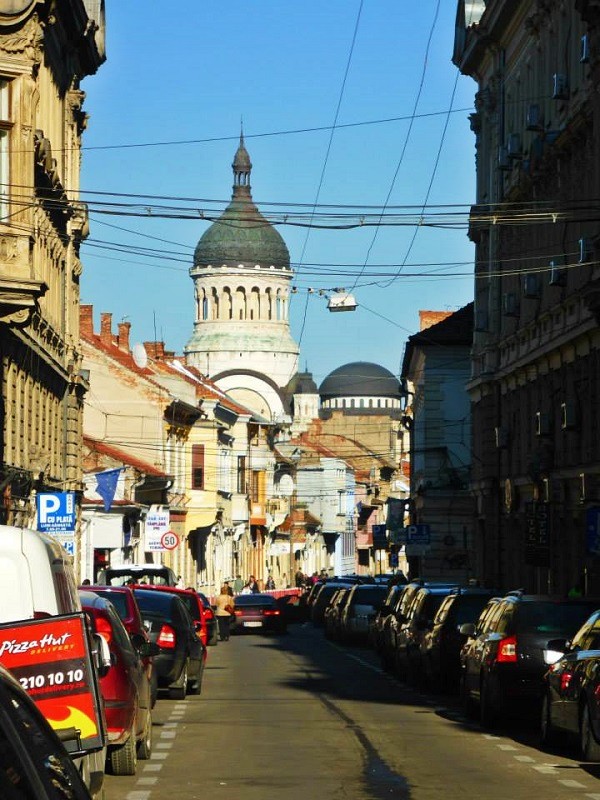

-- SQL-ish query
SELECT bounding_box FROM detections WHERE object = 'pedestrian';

[265,574,276,590]
[233,574,244,593]
[240,581,253,595]
[214,584,235,641]
[224,580,234,597]
[81,578,91,586]
[281,573,289,589]
[248,575,259,593]
[295,569,305,588]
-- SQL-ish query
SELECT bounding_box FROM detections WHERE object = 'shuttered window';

[192,444,204,489]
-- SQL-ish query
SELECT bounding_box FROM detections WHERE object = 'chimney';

[100,312,113,346]
[117,321,131,352]
[80,304,94,339]
[144,341,165,360]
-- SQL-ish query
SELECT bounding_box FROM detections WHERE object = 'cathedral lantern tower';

[185,136,300,419]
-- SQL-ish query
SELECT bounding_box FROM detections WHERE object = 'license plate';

[243,621,262,628]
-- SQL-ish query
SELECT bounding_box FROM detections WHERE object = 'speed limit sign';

[161,530,179,550]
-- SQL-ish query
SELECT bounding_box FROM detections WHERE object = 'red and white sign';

[161,530,179,550]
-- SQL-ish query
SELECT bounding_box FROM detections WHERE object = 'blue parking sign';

[36,492,76,534]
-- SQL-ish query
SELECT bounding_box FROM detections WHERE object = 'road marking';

[163,722,178,728]
[513,756,535,763]
[142,763,163,772]
[150,752,169,760]
[585,794,600,799]
[497,744,518,751]
[533,765,558,774]
[155,742,173,750]
[173,704,186,711]
[125,793,150,800]
[559,780,586,788]
[160,730,176,739]
[137,778,158,786]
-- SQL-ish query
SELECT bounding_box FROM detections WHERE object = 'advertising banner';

[145,507,170,551]
[0,614,105,755]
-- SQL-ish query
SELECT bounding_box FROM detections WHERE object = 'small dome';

[287,371,318,395]
[193,136,290,270]
[320,362,401,399]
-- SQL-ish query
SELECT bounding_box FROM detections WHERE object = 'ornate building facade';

[185,135,299,420]
[0,1,104,531]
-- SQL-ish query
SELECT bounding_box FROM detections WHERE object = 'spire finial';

[232,121,252,193]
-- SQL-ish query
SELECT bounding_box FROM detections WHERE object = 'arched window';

[222,287,232,320]
[202,290,209,321]
[235,287,246,320]
[250,287,260,320]
[211,288,219,320]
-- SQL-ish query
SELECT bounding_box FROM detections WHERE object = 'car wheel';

[540,693,559,748]
[580,702,600,761]
[479,676,499,728]
[208,627,218,646]
[168,661,188,700]
[137,710,152,760]
[109,727,137,776]
[188,665,203,695]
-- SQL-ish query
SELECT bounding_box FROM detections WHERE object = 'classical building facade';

[185,135,299,420]
[0,1,104,536]
[454,0,600,593]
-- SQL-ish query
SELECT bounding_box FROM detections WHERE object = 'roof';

[83,435,166,477]
[193,137,290,270]
[319,362,401,399]
[401,303,474,376]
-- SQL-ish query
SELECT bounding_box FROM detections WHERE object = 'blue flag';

[95,468,122,512]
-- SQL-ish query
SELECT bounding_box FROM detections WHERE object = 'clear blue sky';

[80,1,476,387]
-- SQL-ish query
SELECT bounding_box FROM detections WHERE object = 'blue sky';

[80,1,476,386]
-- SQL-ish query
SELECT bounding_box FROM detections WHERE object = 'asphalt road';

[103,622,600,800]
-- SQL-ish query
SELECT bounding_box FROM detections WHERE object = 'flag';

[95,468,123,512]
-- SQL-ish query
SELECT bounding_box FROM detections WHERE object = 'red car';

[79,589,158,776]
[132,585,209,649]
[85,584,158,707]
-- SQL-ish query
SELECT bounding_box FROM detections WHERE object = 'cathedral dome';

[320,362,401,400]
[193,135,290,270]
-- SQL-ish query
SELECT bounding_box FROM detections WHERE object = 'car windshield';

[447,595,494,625]
[91,589,128,619]
[518,601,600,633]
[353,586,389,606]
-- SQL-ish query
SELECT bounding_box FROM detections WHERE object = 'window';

[191,444,204,489]
[0,80,10,220]
[237,456,246,494]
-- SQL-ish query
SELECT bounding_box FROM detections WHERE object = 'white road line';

[160,730,176,739]
[497,744,518,751]
[150,752,169,760]
[155,742,173,750]
[533,766,559,774]
[513,756,536,763]
[136,778,158,786]
[142,763,163,773]
[585,794,600,799]
[125,793,150,800]
[483,734,501,740]
[163,722,178,728]
[559,780,586,789]
[173,704,186,711]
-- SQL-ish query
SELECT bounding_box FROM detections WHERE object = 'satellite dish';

[132,343,148,369]
[277,474,295,497]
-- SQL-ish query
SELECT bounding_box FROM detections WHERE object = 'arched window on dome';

[201,290,209,321]
[249,287,260,320]
[235,287,246,320]
[369,398,373,408]
[211,288,219,320]
[222,287,232,320]
[266,288,273,320]
[276,289,283,321]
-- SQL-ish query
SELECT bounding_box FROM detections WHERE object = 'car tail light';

[234,610,243,617]
[263,609,281,617]
[157,623,176,649]
[562,671,574,693]
[95,614,113,646]
[497,635,517,663]
[204,607,214,621]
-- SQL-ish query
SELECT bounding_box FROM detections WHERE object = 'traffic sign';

[161,531,179,551]
[36,492,76,534]
[372,524,388,550]
[405,524,430,545]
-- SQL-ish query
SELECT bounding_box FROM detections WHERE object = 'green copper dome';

[193,135,290,270]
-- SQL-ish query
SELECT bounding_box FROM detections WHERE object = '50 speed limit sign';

[161,531,179,550]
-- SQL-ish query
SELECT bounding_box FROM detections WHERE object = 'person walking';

[265,574,276,590]
[214,584,234,641]
[233,574,244,593]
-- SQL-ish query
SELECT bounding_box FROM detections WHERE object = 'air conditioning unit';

[535,411,551,436]
[495,426,508,448]
[581,34,590,64]
[561,400,577,430]
[474,309,488,332]
[526,104,544,131]
[502,292,518,316]
[549,258,566,286]
[498,146,510,170]
[507,133,522,158]
[523,274,540,298]
[553,73,569,100]
[579,237,592,263]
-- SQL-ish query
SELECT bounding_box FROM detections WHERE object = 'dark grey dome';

[320,362,401,399]
[287,371,318,395]
[193,136,290,270]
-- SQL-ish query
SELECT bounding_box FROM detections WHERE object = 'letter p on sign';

[39,494,60,524]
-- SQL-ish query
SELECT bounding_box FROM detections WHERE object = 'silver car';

[340,584,389,642]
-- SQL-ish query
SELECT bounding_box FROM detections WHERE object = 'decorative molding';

[0,14,42,63]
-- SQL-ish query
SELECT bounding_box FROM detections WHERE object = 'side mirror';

[93,633,111,678]
[459,622,476,637]
[139,641,160,657]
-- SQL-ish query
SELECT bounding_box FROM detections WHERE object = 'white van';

[0,525,105,797]
[0,525,80,621]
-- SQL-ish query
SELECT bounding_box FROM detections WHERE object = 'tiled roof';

[83,435,166,476]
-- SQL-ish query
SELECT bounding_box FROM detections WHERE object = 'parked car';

[197,591,218,646]
[368,584,403,654]
[541,608,600,760]
[460,592,600,726]
[420,587,498,692]
[80,590,157,775]
[133,589,205,699]
[96,564,178,587]
[324,588,352,640]
[339,584,389,643]
[0,663,94,800]
[84,584,159,707]
[393,585,458,682]
[131,585,209,648]
[276,592,308,624]
[232,593,287,634]
[310,582,354,626]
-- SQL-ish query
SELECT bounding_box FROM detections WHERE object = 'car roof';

[78,588,113,610]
